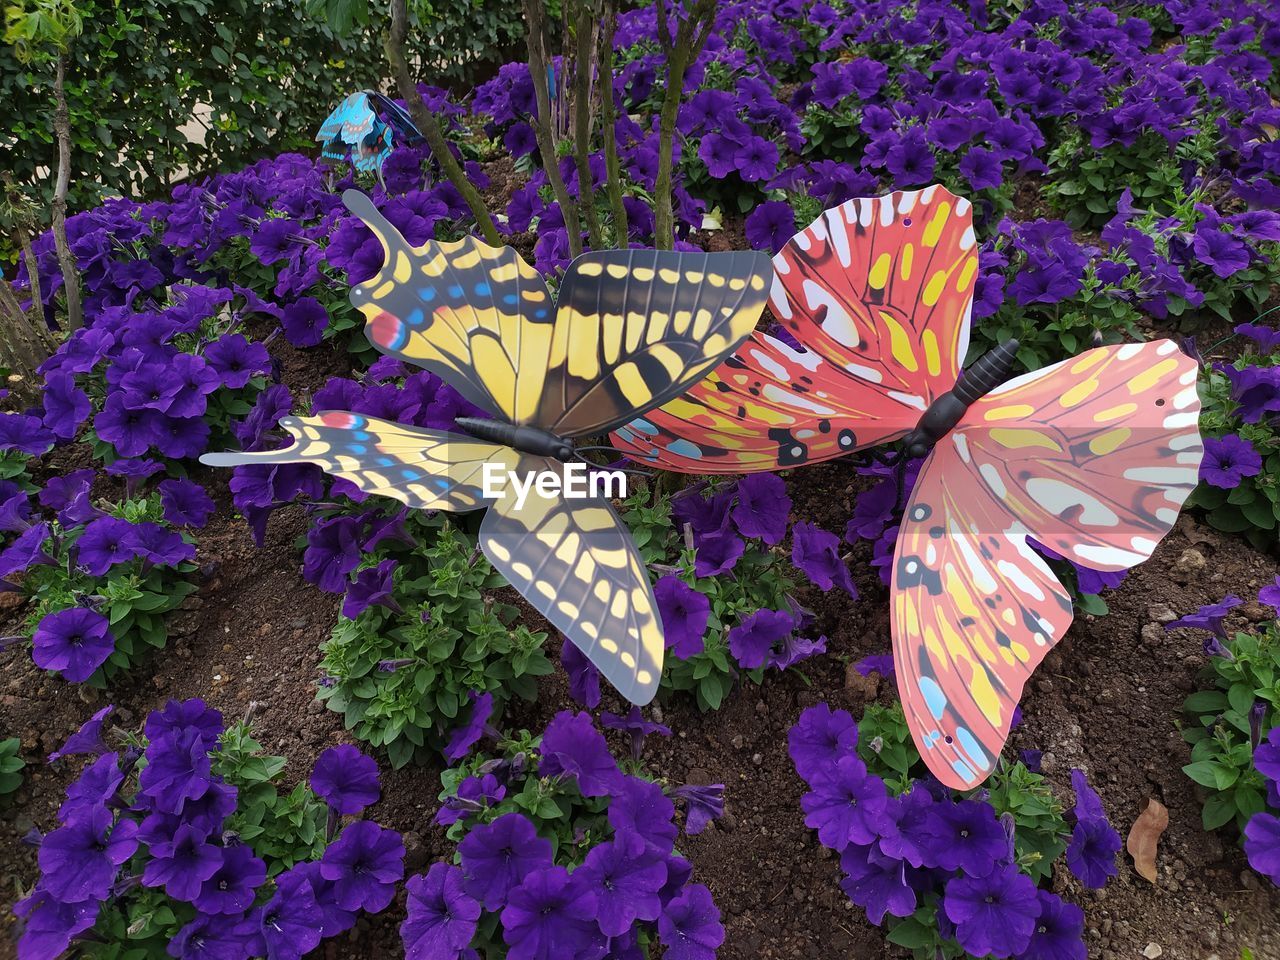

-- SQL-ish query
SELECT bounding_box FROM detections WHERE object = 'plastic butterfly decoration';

[203,189,771,705]
[612,184,1203,788]
[315,91,423,173]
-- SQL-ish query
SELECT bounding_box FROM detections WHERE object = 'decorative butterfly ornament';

[315,91,423,173]
[613,185,1203,787]
[203,189,771,705]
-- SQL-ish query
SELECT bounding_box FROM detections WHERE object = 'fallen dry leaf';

[1127,798,1169,883]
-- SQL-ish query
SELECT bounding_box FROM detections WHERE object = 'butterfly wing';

[480,456,663,705]
[198,411,515,512]
[366,91,424,142]
[612,329,912,472]
[343,188,556,421]
[537,247,772,437]
[892,339,1201,788]
[610,184,976,472]
[343,189,770,432]
[959,340,1203,570]
[891,444,1075,789]
[317,94,367,162]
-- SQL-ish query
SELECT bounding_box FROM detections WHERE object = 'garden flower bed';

[2,0,1280,957]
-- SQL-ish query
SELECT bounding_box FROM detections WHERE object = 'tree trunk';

[653,0,717,251]
[597,0,629,244]
[0,281,57,406]
[50,55,82,332]
[385,0,502,246]
[570,1,603,248]
[523,0,584,258]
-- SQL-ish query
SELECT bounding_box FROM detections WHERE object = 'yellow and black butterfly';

[201,189,771,704]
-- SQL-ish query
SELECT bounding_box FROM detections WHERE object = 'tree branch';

[523,0,583,258]
[653,0,717,250]
[50,54,82,331]
[385,0,502,246]
[596,0,628,243]
[571,0,603,248]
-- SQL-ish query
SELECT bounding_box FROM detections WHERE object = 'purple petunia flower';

[728,608,796,670]
[561,636,601,709]
[744,201,797,255]
[58,752,125,821]
[302,516,363,593]
[1192,222,1250,278]
[1259,576,1280,613]
[1255,728,1280,787]
[791,522,858,598]
[1243,812,1280,886]
[539,710,622,797]
[280,296,330,347]
[1236,323,1280,353]
[839,841,917,925]
[168,913,254,959]
[732,472,791,544]
[142,823,223,902]
[788,703,858,783]
[32,607,115,683]
[311,744,381,815]
[600,704,670,762]
[874,783,935,868]
[1066,769,1121,888]
[42,371,92,440]
[854,652,895,678]
[769,629,827,670]
[402,863,482,960]
[658,883,724,960]
[458,813,553,910]
[608,775,678,855]
[1199,435,1263,489]
[319,821,405,913]
[693,527,744,577]
[138,728,214,814]
[49,705,114,762]
[654,576,710,660]
[801,754,888,849]
[920,799,1009,877]
[1165,595,1241,642]
[943,863,1041,958]
[0,522,55,579]
[14,887,98,960]
[144,697,223,750]
[342,557,402,619]
[74,517,143,576]
[0,413,54,455]
[885,128,936,185]
[205,334,270,389]
[158,478,216,528]
[578,830,666,936]
[846,480,896,543]
[38,805,139,904]
[1221,365,1280,424]
[1020,889,1087,960]
[238,864,325,960]
[502,865,600,960]
[672,783,725,835]
[444,690,496,763]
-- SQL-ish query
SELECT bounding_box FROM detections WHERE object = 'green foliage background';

[0,0,523,218]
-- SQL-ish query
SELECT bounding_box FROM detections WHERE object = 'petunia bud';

[1251,701,1267,751]
[1203,635,1235,660]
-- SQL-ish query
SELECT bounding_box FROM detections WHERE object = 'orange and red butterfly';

[612,184,1203,790]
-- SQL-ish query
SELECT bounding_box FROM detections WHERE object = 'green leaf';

[1184,690,1228,714]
